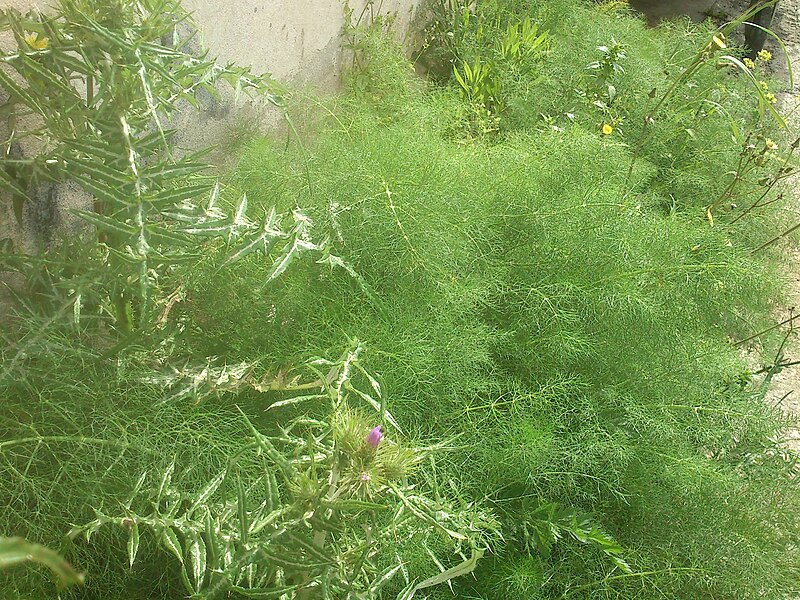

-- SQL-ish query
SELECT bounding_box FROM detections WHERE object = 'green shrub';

[2,1,799,599]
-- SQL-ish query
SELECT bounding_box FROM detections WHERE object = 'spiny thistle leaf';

[127,521,140,567]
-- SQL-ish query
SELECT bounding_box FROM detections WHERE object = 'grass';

[1,0,800,598]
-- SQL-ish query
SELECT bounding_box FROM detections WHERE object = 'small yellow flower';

[711,34,726,49]
[765,92,777,104]
[757,49,772,62]
[23,31,49,50]
[765,138,777,150]
[601,123,613,135]
[759,80,769,91]
[743,57,755,69]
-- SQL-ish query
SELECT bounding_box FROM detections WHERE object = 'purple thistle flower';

[366,425,382,449]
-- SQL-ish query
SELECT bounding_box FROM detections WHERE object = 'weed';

[2,1,800,599]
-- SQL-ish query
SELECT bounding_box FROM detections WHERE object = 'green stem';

[730,139,797,224]
[560,567,706,598]
[753,220,800,253]
[295,457,340,600]
[0,435,132,452]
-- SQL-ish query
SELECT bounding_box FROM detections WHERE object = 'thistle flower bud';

[366,425,382,449]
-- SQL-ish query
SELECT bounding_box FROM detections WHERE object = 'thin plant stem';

[734,313,800,345]
[753,220,800,253]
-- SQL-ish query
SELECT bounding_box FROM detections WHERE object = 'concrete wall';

[183,0,421,90]
[0,0,422,84]
[173,0,423,159]
[628,0,717,24]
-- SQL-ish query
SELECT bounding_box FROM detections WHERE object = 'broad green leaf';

[145,224,191,247]
[265,471,280,512]
[365,562,405,594]
[407,548,484,598]
[73,174,133,207]
[239,409,294,477]
[49,48,94,74]
[125,471,147,510]
[204,513,219,570]
[248,506,289,536]
[0,167,30,204]
[266,393,327,410]
[344,381,402,433]
[233,193,249,227]
[146,182,214,209]
[281,532,336,565]
[64,138,128,165]
[141,159,208,183]
[206,181,220,211]
[256,547,328,570]
[72,292,82,325]
[228,584,299,598]
[179,218,234,236]
[262,236,317,287]
[16,51,78,99]
[319,499,389,511]
[133,129,177,154]
[389,485,467,540]
[71,158,133,189]
[237,474,249,546]
[221,224,283,267]
[317,253,384,312]
[0,67,43,114]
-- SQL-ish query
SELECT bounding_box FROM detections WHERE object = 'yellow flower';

[743,57,755,69]
[24,31,49,50]
[711,34,726,49]
[757,49,772,62]
[759,80,769,91]
[765,92,777,104]
[765,138,777,150]
[601,123,613,135]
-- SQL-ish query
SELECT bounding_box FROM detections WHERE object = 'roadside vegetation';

[1,0,799,598]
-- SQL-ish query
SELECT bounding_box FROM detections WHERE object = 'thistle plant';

[4,2,800,600]
[0,0,286,333]
[68,344,500,599]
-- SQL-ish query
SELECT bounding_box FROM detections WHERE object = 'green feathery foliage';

[2,1,799,599]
